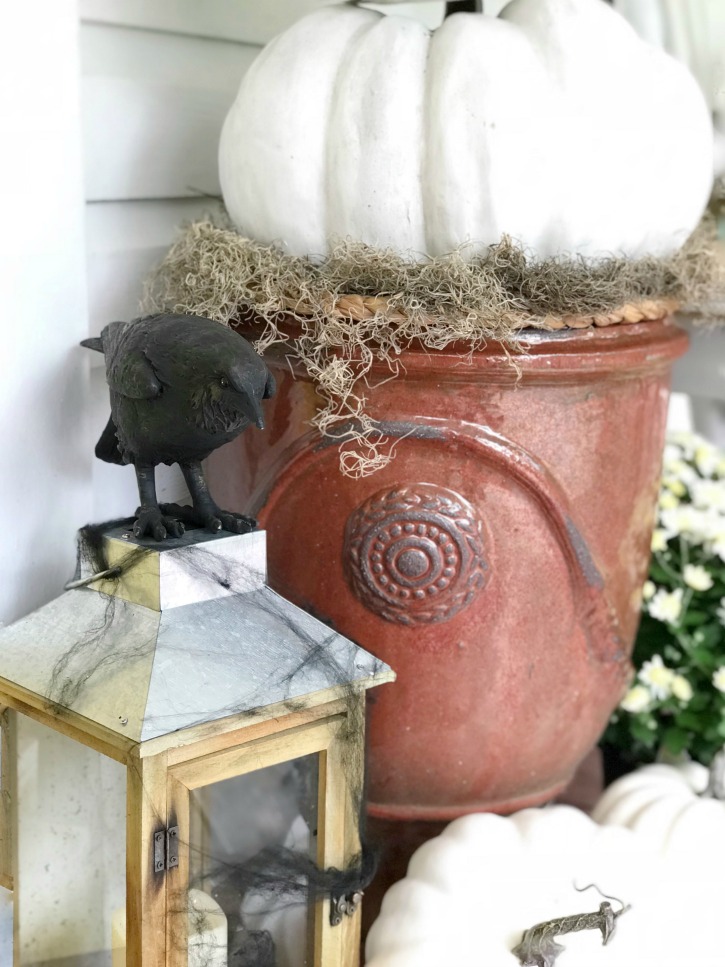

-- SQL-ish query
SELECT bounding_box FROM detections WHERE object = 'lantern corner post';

[126,748,170,967]
[0,703,15,894]
[165,775,191,967]
[0,702,16,967]
[316,691,367,967]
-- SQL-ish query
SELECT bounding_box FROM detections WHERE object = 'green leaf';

[692,623,723,650]
[675,710,706,731]
[649,562,677,585]
[690,647,720,672]
[689,692,711,712]
[662,726,691,756]
[630,718,658,748]
[682,611,711,628]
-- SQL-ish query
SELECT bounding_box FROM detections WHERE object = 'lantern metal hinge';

[153,826,179,874]
[330,890,363,927]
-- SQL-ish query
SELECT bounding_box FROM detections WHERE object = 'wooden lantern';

[0,526,393,967]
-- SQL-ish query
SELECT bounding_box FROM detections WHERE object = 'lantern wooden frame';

[0,527,393,967]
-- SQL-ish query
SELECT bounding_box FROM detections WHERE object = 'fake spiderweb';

[44,519,387,967]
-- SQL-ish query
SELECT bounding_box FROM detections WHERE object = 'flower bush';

[604,431,725,766]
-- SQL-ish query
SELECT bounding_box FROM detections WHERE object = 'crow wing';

[102,320,163,400]
[108,350,162,400]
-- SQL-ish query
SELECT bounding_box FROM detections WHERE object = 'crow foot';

[161,503,257,535]
[133,507,185,542]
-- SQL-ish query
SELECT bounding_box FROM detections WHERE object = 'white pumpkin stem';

[512,901,629,967]
[705,747,725,800]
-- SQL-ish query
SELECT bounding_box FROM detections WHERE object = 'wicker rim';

[281,293,680,330]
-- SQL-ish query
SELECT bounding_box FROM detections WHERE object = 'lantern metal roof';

[0,526,393,749]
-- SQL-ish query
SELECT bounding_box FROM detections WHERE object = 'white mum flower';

[683,564,714,591]
[716,598,725,624]
[659,491,680,511]
[620,685,652,713]
[669,431,698,458]
[663,443,684,467]
[701,513,725,542]
[647,588,684,625]
[662,476,687,498]
[638,655,675,699]
[661,451,698,486]
[691,479,725,512]
[651,529,669,552]
[672,461,698,487]
[713,666,725,693]
[671,675,693,703]
[661,506,713,545]
[695,443,720,478]
[659,507,687,539]
[699,523,725,559]
[642,580,656,601]
[713,539,725,563]
[688,509,716,542]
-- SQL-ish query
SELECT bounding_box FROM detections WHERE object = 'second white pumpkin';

[592,760,725,859]
[219,0,713,261]
[364,805,720,967]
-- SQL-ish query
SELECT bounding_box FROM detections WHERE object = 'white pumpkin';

[364,805,720,966]
[614,0,725,175]
[592,760,725,860]
[219,0,713,262]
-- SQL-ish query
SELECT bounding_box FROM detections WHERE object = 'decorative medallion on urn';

[344,484,487,625]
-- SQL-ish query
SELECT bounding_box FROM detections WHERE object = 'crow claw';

[160,503,256,536]
[216,511,257,534]
[133,508,184,542]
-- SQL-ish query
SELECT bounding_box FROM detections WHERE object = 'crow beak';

[240,394,265,430]
[229,369,265,429]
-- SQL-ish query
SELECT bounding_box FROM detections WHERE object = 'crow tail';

[95,416,125,465]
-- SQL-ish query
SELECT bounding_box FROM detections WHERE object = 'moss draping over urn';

[145,214,724,474]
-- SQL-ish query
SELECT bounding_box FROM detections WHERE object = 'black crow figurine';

[83,313,275,541]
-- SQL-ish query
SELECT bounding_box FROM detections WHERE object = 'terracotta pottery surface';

[209,320,688,819]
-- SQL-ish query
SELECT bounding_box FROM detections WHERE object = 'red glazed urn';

[209,320,688,818]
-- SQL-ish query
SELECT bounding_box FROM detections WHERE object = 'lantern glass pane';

[188,753,320,966]
[16,716,126,966]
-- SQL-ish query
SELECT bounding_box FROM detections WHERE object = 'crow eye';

[220,377,229,388]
